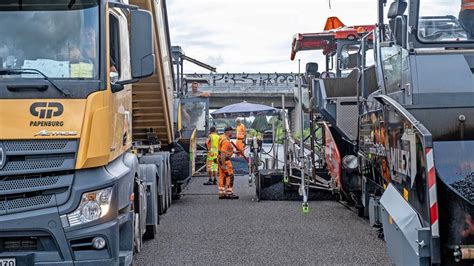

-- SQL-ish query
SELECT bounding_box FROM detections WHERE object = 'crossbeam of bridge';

[185,73,298,109]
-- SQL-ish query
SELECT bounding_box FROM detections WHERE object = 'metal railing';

[185,73,299,93]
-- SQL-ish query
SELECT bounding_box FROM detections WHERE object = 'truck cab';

[0,0,169,264]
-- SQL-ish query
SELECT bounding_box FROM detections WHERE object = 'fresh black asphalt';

[134,175,391,265]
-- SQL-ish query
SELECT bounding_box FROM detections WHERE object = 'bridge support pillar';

[290,104,302,134]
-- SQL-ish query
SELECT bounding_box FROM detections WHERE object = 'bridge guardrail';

[185,73,299,93]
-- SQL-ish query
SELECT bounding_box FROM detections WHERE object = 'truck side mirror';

[130,10,155,79]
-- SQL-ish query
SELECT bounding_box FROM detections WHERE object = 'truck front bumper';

[0,207,133,265]
[0,154,137,265]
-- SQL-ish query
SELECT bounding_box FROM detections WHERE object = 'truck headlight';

[62,187,113,227]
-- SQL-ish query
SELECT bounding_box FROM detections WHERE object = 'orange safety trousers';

[236,139,245,155]
[218,160,234,196]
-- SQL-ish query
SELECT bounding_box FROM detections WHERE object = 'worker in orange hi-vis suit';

[218,126,239,200]
[235,119,247,156]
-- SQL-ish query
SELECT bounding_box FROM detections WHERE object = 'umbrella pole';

[272,102,277,169]
[298,59,309,213]
[282,94,288,184]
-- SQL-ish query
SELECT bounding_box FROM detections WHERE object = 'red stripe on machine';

[430,203,438,224]
[426,148,439,237]
[428,167,436,188]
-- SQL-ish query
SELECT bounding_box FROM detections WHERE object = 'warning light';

[357,27,366,34]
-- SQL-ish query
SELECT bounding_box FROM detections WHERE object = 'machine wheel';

[133,213,142,254]
[170,151,190,181]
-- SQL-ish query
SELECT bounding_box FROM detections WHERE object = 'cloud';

[205,55,225,67]
[168,0,377,73]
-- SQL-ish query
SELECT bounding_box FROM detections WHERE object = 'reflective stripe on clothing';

[207,159,218,172]
[218,135,234,159]
[218,160,234,195]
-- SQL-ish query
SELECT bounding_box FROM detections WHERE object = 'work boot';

[203,180,213,185]
[212,179,217,185]
[227,194,239,200]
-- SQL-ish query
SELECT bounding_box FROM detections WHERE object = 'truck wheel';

[170,151,190,181]
[357,206,365,217]
[158,194,164,215]
[168,178,173,207]
[133,213,142,254]
[144,224,157,239]
[163,172,169,212]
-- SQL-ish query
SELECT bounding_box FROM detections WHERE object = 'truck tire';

[167,170,173,208]
[133,213,142,254]
[144,224,157,240]
[160,152,172,211]
[170,151,190,181]
[159,193,166,215]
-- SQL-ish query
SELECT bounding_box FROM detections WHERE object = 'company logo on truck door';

[29,102,64,127]
[30,102,64,118]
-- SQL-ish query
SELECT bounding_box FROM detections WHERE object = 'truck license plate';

[0,258,16,266]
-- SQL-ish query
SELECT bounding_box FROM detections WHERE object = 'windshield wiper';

[0,68,72,97]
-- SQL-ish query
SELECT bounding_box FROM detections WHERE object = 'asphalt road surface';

[134,175,390,265]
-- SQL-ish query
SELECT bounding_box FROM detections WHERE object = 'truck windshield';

[0,0,99,79]
[418,0,474,42]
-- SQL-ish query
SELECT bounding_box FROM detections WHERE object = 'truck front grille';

[0,140,78,177]
[0,173,73,215]
[0,231,58,253]
[0,175,60,191]
[0,140,77,214]
[0,194,54,212]
[1,237,38,251]
[2,159,66,173]
[4,140,68,152]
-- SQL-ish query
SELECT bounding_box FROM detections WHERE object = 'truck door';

[109,10,133,160]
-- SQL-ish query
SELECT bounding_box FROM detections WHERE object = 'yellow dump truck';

[0,0,175,264]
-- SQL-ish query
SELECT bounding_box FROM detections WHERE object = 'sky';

[167,0,377,74]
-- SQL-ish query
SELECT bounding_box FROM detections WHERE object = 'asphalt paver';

[134,175,390,265]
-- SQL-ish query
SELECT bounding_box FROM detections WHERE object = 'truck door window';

[109,14,121,82]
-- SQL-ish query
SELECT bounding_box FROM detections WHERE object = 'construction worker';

[218,126,239,199]
[235,119,247,156]
[204,127,219,185]
[186,81,210,97]
[460,0,474,39]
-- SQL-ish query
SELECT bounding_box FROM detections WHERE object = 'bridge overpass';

[184,73,297,109]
